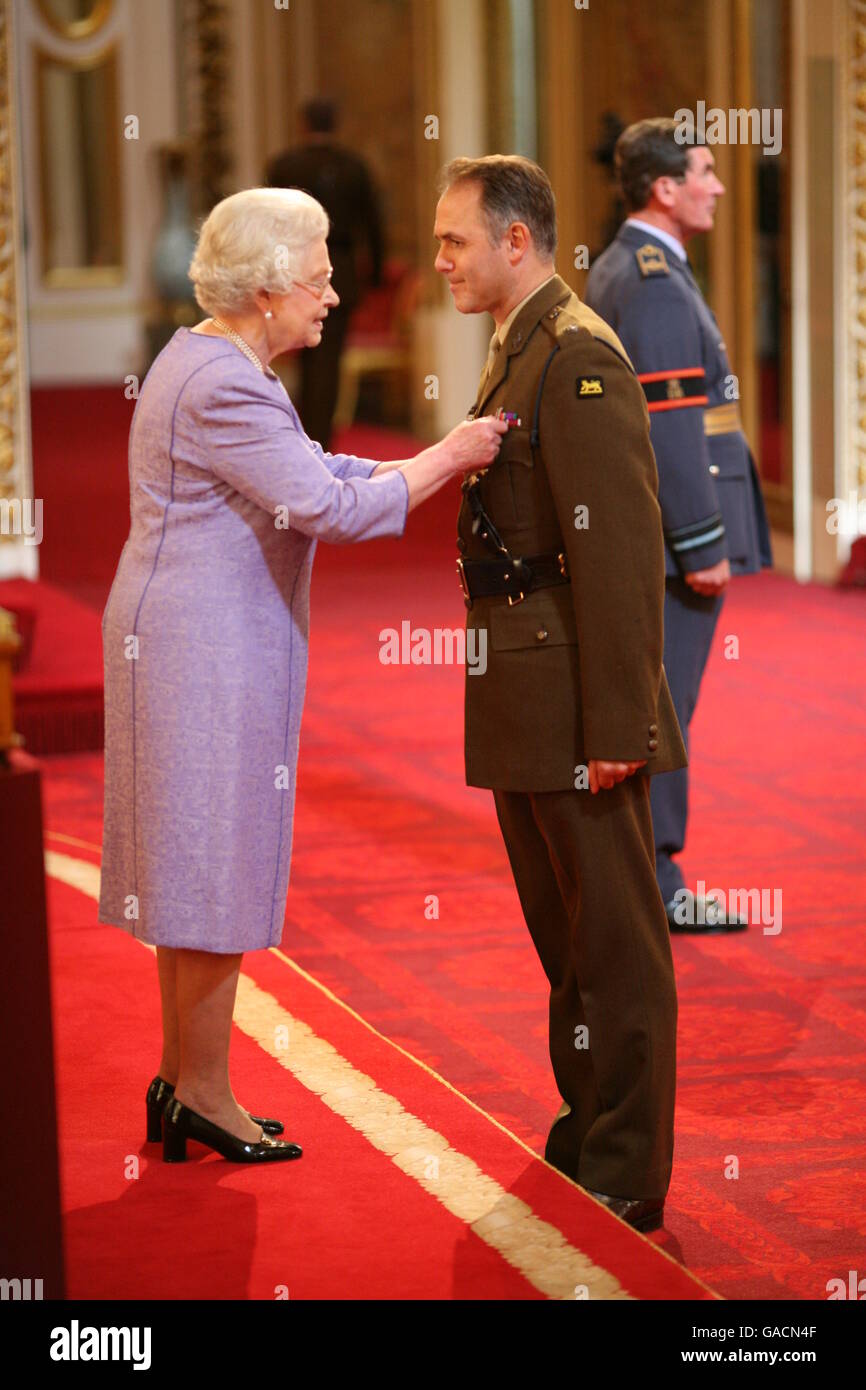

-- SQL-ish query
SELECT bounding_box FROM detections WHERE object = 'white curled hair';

[189,186,330,316]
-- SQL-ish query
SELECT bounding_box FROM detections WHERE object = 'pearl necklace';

[211,318,274,376]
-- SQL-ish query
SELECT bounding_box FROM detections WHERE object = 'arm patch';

[577,376,604,398]
[638,367,707,412]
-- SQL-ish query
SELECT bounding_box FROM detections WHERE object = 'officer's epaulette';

[539,303,584,344]
[635,243,670,277]
[539,304,635,374]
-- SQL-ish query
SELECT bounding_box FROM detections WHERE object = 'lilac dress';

[98,328,409,952]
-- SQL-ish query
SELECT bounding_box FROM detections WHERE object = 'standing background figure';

[585,117,772,935]
[266,98,384,450]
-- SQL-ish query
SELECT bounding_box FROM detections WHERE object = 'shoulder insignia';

[577,376,604,398]
[540,309,583,344]
[636,244,670,278]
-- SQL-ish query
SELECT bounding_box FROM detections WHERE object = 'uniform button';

[648,738,659,751]
[536,629,549,642]
[649,723,658,735]
[709,464,720,475]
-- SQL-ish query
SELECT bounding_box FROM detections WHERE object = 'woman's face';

[265,237,340,354]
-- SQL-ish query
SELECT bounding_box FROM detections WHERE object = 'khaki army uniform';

[457,274,686,1199]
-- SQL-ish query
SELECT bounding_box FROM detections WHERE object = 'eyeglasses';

[293,268,334,299]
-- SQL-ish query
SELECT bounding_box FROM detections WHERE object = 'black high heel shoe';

[145,1076,284,1143]
[162,1097,303,1164]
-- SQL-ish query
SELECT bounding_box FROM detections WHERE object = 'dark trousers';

[493,778,677,1199]
[651,578,724,904]
[297,301,353,452]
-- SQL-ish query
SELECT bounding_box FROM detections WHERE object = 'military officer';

[434,155,687,1231]
[585,118,772,934]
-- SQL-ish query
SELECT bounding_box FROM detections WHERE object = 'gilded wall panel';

[0,0,34,574]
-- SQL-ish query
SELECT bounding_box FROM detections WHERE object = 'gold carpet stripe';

[269,946,553,1162]
[46,849,103,898]
[46,831,103,854]
[232,973,630,1300]
[266,946,721,1299]
[45,849,640,1299]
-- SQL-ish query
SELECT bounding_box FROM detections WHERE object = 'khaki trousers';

[493,776,677,1199]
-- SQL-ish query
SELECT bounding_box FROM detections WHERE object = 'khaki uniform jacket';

[458,274,688,791]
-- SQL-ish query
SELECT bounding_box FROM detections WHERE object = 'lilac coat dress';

[98,328,409,952]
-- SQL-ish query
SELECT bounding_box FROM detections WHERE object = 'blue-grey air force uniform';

[585,223,772,905]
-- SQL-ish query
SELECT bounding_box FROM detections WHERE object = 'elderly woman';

[98,187,504,1165]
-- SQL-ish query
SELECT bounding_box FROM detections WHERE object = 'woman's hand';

[385,415,509,513]
[443,416,509,474]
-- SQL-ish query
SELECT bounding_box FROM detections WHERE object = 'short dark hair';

[301,98,337,135]
[614,117,699,213]
[439,154,557,259]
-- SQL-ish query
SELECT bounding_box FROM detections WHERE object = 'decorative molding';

[179,0,233,217]
[845,0,866,498]
[0,0,36,578]
[34,0,114,42]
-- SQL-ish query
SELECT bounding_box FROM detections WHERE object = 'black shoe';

[146,1075,284,1143]
[162,1097,303,1164]
[665,890,748,934]
[585,1188,665,1232]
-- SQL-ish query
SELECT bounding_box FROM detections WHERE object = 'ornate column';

[840,0,866,547]
[178,0,234,216]
[0,0,36,581]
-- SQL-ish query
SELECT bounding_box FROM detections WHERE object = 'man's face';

[665,147,725,237]
[433,181,512,315]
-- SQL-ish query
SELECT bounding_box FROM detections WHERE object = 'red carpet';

[45,851,709,1300]
[39,561,866,1301]
[26,387,866,1299]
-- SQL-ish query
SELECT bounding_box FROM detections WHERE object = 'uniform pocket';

[489,586,577,651]
[479,427,535,529]
[494,426,534,469]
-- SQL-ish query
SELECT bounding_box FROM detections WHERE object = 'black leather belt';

[457,552,569,607]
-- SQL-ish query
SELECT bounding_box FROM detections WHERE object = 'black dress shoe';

[586,1188,665,1232]
[145,1075,284,1143]
[666,890,748,934]
[162,1098,303,1164]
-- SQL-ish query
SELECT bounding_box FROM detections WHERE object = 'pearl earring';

[265,310,273,319]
